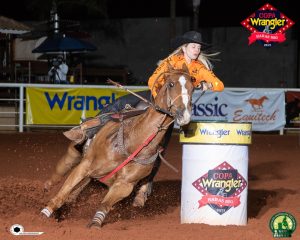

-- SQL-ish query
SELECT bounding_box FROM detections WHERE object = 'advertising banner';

[26,87,286,131]
[192,89,285,131]
[285,91,300,128]
[180,122,252,145]
[26,87,131,125]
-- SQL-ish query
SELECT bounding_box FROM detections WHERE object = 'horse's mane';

[151,64,190,104]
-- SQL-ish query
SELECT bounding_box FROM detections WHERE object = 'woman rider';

[64,30,224,143]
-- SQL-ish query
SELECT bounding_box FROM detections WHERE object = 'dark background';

[1,0,298,28]
[1,0,299,87]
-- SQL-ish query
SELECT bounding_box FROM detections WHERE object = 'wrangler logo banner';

[26,88,130,125]
[241,3,295,48]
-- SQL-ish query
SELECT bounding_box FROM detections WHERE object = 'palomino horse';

[41,63,194,228]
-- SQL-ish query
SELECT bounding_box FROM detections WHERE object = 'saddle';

[63,107,148,143]
[110,108,148,121]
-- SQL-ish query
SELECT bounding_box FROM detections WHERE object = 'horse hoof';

[132,195,146,207]
[87,211,106,228]
[43,181,52,192]
[87,221,102,229]
[40,207,53,218]
[133,182,152,207]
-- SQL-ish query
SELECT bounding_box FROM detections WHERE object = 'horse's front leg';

[87,163,154,228]
[133,153,163,207]
[41,159,91,217]
[132,181,153,207]
[87,180,135,228]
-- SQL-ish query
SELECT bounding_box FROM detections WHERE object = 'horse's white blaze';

[178,76,191,125]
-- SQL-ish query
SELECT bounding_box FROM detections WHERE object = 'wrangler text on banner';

[26,87,128,125]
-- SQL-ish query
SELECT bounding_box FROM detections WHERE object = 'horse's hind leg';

[44,142,81,191]
[41,159,90,217]
[88,181,134,228]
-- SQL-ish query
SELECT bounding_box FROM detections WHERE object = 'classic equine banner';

[26,87,131,125]
[192,89,285,131]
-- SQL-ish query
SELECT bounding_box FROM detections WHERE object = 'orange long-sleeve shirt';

[148,54,224,97]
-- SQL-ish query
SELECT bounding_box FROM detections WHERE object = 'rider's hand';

[198,81,213,91]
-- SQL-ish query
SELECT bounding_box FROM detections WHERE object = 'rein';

[99,115,174,183]
[108,69,190,117]
[99,131,158,183]
[107,78,173,116]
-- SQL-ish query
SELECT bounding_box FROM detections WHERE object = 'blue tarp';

[32,35,97,53]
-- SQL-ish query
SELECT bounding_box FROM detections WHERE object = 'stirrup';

[63,126,86,143]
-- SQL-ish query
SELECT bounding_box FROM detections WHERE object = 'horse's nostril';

[176,110,184,118]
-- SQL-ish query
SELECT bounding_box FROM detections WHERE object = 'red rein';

[99,131,158,183]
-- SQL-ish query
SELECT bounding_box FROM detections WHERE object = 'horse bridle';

[151,70,192,117]
[167,88,191,112]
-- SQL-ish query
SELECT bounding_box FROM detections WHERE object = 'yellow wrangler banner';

[26,87,137,125]
[180,122,252,145]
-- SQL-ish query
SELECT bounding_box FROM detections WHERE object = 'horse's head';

[155,63,194,126]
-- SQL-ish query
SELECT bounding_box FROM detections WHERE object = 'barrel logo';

[192,161,247,215]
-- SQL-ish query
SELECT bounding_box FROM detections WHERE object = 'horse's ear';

[181,63,189,73]
[166,61,174,72]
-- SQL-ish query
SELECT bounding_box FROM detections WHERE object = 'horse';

[286,97,300,125]
[245,96,268,110]
[40,63,194,228]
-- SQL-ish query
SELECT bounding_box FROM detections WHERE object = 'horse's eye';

[169,82,174,87]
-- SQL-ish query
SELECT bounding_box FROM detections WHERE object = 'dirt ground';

[0,131,299,240]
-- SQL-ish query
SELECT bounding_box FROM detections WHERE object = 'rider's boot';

[63,114,110,143]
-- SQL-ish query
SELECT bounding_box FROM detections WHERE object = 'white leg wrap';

[92,211,106,225]
[41,208,52,218]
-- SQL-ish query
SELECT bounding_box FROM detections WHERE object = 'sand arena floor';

[0,131,299,240]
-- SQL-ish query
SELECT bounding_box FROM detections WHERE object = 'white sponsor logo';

[10,224,44,236]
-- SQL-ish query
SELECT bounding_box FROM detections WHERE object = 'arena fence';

[0,83,299,134]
